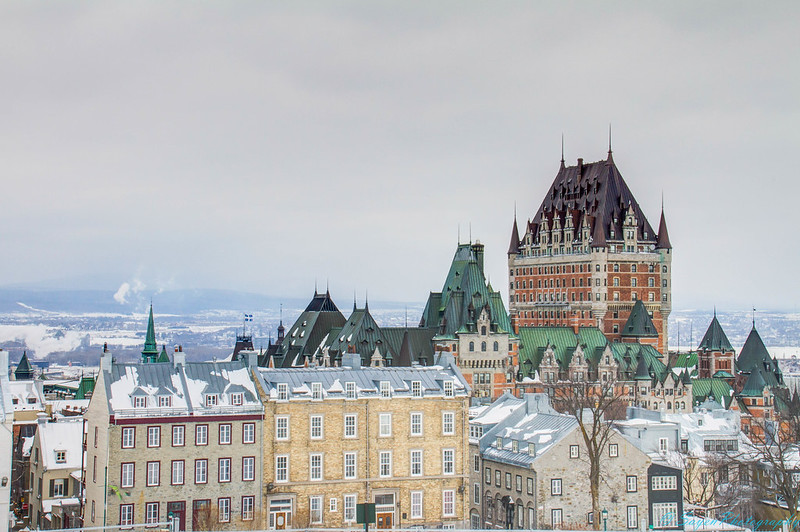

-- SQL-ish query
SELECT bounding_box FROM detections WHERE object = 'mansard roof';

[273,291,347,367]
[698,314,733,353]
[527,154,656,245]
[517,326,609,375]
[621,299,659,338]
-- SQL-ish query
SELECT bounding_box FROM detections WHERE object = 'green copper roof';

[14,351,34,380]
[157,345,170,363]
[609,343,667,381]
[673,351,698,368]
[698,314,733,352]
[736,326,770,373]
[324,307,395,365]
[142,304,159,362]
[517,326,610,377]
[620,299,659,338]
[692,378,734,408]
[75,375,96,399]
[712,370,734,378]
[739,368,769,397]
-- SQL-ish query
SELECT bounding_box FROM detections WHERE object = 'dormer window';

[205,394,219,407]
[277,383,289,401]
[444,381,454,397]
[55,450,66,463]
[134,396,147,408]
[380,381,391,398]
[512,440,519,452]
[230,393,243,406]
[345,382,356,399]
[496,437,503,448]
[158,396,172,408]
[311,382,323,400]
[411,381,423,398]
[528,444,536,456]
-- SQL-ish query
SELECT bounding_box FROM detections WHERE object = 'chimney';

[100,349,113,373]
[173,349,185,369]
[471,241,485,274]
[342,352,361,369]
[246,351,258,369]
[577,158,583,177]
[37,411,48,428]
[0,349,7,377]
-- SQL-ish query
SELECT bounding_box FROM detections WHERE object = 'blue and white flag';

[244,313,253,322]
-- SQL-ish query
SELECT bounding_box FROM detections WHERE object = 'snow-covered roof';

[35,418,84,470]
[664,409,752,458]
[8,380,45,411]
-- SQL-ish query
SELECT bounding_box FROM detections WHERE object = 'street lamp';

[602,509,609,532]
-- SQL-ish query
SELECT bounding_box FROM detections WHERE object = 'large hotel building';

[508,149,672,352]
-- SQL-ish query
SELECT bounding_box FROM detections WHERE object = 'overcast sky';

[2,2,798,312]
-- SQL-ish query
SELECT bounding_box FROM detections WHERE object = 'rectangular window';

[121,463,134,488]
[312,382,323,400]
[505,472,512,489]
[411,381,422,397]
[659,437,668,453]
[158,396,172,407]
[310,453,323,481]
[473,483,481,505]
[652,503,679,528]
[147,426,160,448]
[219,424,232,445]
[411,491,423,519]
[379,413,392,436]
[551,478,562,496]
[195,425,208,446]
[52,479,65,497]
[516,475,522,492]
[344,494,357,522]
[651,476,678,490]
[627,506,638,529]
[552,509,563,527]
[134,396,146,408]
[230,393,243,406]
[345,381,356,399]
[609,443,619,457]
[146,461,160,486]
[195,459,208,484]
[120,504,134,527]
[527,477,534,495]
[122,427,135,449]
[276,416,289,440]
[310,496,323,524]
[495,470,501,487]
[410,412,423,436]
[330,498,338,512]
[410,450,423,476]
[344,414,357,438]
[485,467,491,484]
[310,415,323,439]
[172,425,184,447]
[205,394,218,407]
[243,423,255,444]
[275,455,289,482]
[344,452,357,479]
[145,502,159,525]
[442,490,455,516]
[569,445,579,458]
[242,496,254,521]
[473,454,480,472]
[444,380,454,397]
[218,498,230,523]
[277,382,289,401]
[171,460,184,485]
[627,475,637,492]
[379,451,392,477]
[442,412,455,435]
[242,456,255,481]
[218,458,231,482]
[380,381,391,398]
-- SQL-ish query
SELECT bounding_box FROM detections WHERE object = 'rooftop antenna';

[458,224,461,245]
[469,222,472,244]
[608,123,613,155]
[561,133,565,164]
[752,307,756,328]
[280,302,283,326]
[405,306,408,328]
[314,278,318,295]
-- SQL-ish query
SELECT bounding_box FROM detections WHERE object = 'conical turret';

[508,216,520,255]
[656,208,672,249]
[142,304,159,363]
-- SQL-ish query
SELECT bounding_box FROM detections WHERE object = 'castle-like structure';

[508,148,672,352]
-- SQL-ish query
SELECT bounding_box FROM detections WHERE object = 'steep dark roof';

[381,327,437,366]
[656,209,672,249]
[14,351,34,380]
[621,299,659,338]
[272,292,346,367]
[634,353,652,380]
[157,346,170,363]
[142,305,159,362]
[508,217,520,255]
[698,314,733,352]
[305,290,340,312]
[528,155,656,245]
[736,326,771,373]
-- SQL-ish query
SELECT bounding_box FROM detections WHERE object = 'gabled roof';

[156,346,170,363]
[36,419,84,470]
[698,314,733,352]
[15,351,34,380]
[621,299,659,337]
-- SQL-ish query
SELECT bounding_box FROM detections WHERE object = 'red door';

[167,501,186,532]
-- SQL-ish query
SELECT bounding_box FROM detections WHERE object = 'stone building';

[421,242,517,400]
[508,149,672,352]
[253,351,471,529]
[84,344,264,531]
[470,393,651,530]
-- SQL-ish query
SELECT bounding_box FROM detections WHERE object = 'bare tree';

[551,378,627,531]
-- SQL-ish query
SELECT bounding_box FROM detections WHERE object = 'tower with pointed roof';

[696,311,735,379]
[141,304,159,363]
[508,146,672,352]
[14,351,34,380]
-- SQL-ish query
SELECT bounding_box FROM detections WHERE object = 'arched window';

[481,341,487,352]
[469,341,475,352]
[481,326,487,335]
[493,341,499,351]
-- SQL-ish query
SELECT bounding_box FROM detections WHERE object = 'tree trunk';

[591,458,601,530]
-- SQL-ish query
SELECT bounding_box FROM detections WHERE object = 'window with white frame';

[516,475,522,492]
[275,455,288,482]
[380,381,391,398]
[444,380,454,397]
[242,496,254,521]
[195,425,208,445]
[277,382,289,401]
[627,475,637,492]
[410,412,423,436]
[344,414,357,438]
[219,424,232,445]
[473,454,480,472]
[410,450,423,476]
[527,477,533,495]
[609,443,619,457]
[551,478,562,496]
[442,490,455,516]
[195,459,208,484]
[243,423,255,444]
[205,394,218,407]
[310,496,323,524]
[218,498,230,523]
[410,491,423,519]
[230,393,243,406]
[330,498,338,512]
[145,502,159,525]
[121,463,134,488]
[146,461,160,486]
[627,506,638,529]
[120,504,134,527]
[411,381,422,397]
[485,467,491,484]
[310,415,323,439]
[442,412,455,435]
[312,382,323,400]
[473,483,480,505]
[652,503,678,527]
[310,453,323,481]
[552,509,563,527]
[242,456,255,481]
[134,396,146,408]
[147,426,160,448]
[218,458,231,482]
[442,449,455,474]
[569,445,579,458]
[172,425,184,447]
[122,427,135,449]
[379,451,392,477]
[344,452,357,479]
[158,395,172,407]
[345,381,356,399]
[276,416,289,440]
[379,413,392,436]
[344,495,356,522]
[651,476,677,490]
[659,437,669,453]
[171,460,184,485]
[53,479,65,496]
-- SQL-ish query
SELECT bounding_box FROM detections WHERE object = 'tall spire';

[142,304,159,363]
[560,133,565,167]
[656,206,672,249]
[606,124,614,163]
[508,211,521,256]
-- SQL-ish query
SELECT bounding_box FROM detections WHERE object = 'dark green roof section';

[381,327,437,366]
[621,299,659,338]
[142,304,159,362]
[736,326,771,373]
[275,300,347,367]
[157,345,170,363]
[692,378,733,408]
[323,307,395,365]
[76,375,96,399]
[698,314,734,352]
[712,370,734,378]
[517,326,610,375]
[739,368,769,397]
[14,351,34,380]
[610,343,667,381]
[673,351,698,368]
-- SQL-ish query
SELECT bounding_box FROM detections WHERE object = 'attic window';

[230,393,243,406]
[496,437,503,448]
[134,396,146,408]
[205,394,219,407]
[411,381,423,398]
[277,383,289,401]
[380,381,391,398]
[158,396,172,408]
[55,450,66,463]
[311,382,323,400]
[444,381,454,397]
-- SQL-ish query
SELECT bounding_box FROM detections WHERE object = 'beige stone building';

[253,351,471,529]
[84,348,264,531]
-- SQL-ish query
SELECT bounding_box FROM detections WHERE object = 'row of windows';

[118,497,255,526]
[468,341,500,352]
[120,457,256,487]
[274,379,452,400]
[274,411,455,440]
[275,449,456,482]
[130,392,245,409]
[120,423,255,449]
[511,263,666,277]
